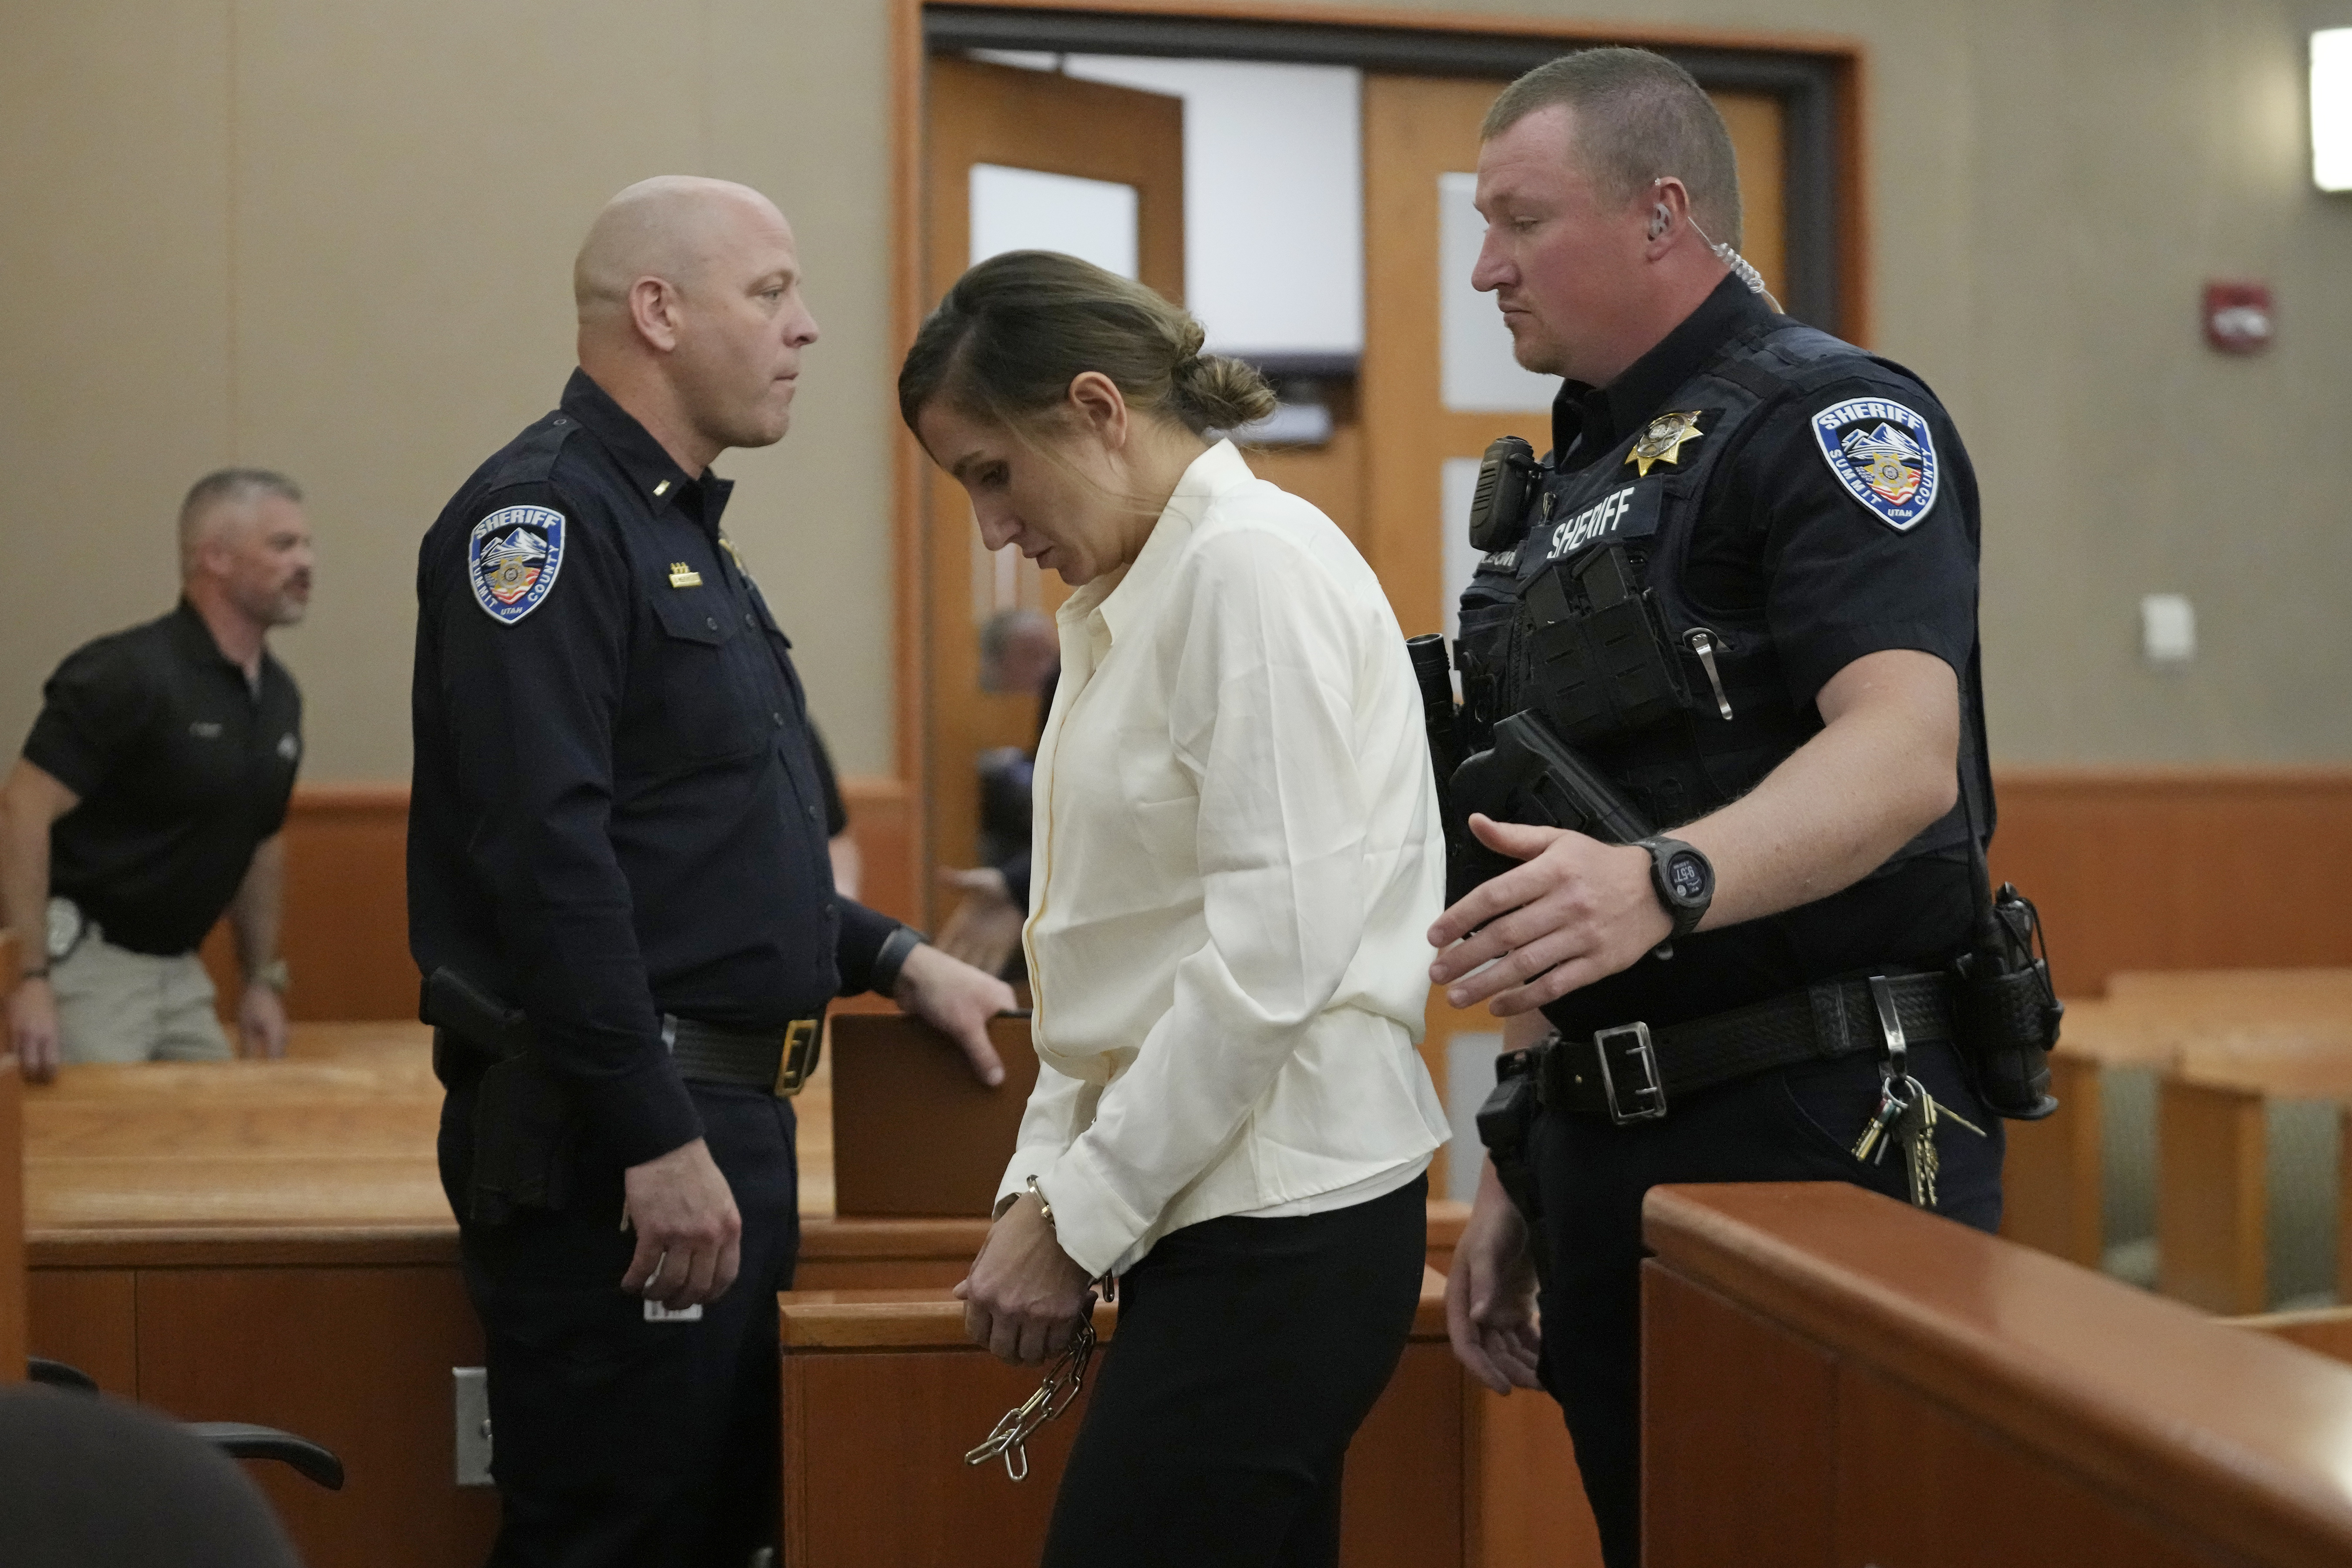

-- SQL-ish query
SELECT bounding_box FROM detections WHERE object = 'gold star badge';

[1625,410,1706,476]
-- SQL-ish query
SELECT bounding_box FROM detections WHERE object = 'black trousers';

[439,1079,799,1568]
[1529,1039,2004,1568]
[1042,1175,1429,1568]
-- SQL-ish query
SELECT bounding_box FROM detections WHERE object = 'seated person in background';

[935,607,1058,976]
[1,469,313,1082]
[905,250,1449,1568]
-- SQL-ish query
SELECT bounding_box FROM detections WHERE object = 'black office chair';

[0,1384,315,1567]
[25,1356,346,1489]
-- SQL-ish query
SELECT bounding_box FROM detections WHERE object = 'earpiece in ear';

[1648,204,1670,240]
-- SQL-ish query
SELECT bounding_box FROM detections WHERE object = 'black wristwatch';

[1636,836,1714,943]
[869,923,927,997]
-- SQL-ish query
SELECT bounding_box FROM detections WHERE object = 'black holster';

[1450,710,1657,893]
[1475,1047,1549,1285]
[1949,883,2065,1119]
[424,967,582,1225]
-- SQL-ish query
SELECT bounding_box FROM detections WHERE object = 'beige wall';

[3,0,2349,779]
[0,0,899,776]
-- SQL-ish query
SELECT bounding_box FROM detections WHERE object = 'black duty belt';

[662,1014,825,1098]
[438,1012,824,1100]
[1537,971,1953,1124]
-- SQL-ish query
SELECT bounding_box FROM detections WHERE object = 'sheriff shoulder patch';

[469,506,566,624]
[1811,398,1939,531]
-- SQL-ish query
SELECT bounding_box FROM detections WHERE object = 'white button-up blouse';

[994,440,1450,1278]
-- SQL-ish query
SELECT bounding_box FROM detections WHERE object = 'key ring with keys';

[963,1315,1098,1481]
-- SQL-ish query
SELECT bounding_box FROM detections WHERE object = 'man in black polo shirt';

[2,470,312,1083]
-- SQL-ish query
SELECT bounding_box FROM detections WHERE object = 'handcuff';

[963,1174,1113,1481]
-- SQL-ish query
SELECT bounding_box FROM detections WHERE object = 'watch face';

[1665,852,1710,904]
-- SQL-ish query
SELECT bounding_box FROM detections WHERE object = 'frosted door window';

[973,52,1364,358]
[969,164,1140,279]
[1438,172,1557,413]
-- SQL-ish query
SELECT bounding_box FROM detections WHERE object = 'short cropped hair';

[178,468,302,575]
[1481,47,1743,249]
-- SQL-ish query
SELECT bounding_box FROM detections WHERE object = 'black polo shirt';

[22,601,302,956]
[1538,277,1991,1038]
[409,369,901,1167]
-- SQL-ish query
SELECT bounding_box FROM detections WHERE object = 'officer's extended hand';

[620,1138,742,1309]
[8,977,61,1085]
[237,982,290,1060]
[894,940,1014,1087]
[1446,1159,1544,1394]
[956,1193,1095,1364]
[1427,815,1671,1016]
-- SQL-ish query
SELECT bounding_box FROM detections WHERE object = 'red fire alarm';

[2204,281,2274,354]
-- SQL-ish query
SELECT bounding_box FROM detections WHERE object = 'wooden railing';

[16,1018,1482,1565]
[1644,1181,2352,1568]
[1997,968,2352,1311]
[777,1273,1467,1568]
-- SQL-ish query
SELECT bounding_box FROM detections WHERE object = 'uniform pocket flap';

[652,590,738,646]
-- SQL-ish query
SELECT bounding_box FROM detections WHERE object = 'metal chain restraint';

[963,1176,1112,1482]
[962,1313,1099,1481]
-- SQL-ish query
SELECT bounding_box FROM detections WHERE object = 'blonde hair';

[898,250,1276,439]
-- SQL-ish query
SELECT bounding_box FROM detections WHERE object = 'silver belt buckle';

[1592,1022,1668,1124]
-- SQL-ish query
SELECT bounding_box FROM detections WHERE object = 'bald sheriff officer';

[409,176,1015,1568]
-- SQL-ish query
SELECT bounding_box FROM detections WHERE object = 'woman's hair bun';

[1174,354,1278,432]
[899,249,1278,439]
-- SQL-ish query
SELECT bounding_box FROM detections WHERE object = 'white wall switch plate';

[2141,593,2196,664]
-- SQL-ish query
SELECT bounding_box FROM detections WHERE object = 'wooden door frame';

[887,0,1869,837]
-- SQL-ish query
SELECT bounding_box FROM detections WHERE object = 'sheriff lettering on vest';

[1430,52,2057,1568]
[410,176,1016,1568]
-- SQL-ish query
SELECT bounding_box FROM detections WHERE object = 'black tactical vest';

[1456,319,1965,847]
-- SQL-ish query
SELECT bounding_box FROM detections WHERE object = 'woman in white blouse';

[899,250,1450,1567]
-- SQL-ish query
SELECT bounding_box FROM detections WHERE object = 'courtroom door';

[917,57,1185,907]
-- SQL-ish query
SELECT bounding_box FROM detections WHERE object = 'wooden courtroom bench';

[777,1269,1473,1568]
[2156,1050,2352,1315]
[22,1023,493,1567]
[2231,1304,2352,1365]
[20,1014,1498,1567]
[1642,1181,2352,1568]
[2000,969,2352,1297]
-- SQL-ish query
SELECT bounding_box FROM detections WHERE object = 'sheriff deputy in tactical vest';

[1427,51,2059,1568]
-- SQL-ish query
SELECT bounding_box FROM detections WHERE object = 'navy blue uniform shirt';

[24,600,301,956]
[409,369,900,1166]
[1537,277,1990,1038]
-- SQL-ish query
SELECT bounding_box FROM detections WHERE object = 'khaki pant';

[51,926,233,1064]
